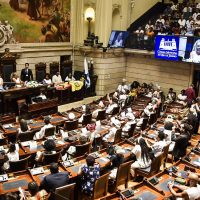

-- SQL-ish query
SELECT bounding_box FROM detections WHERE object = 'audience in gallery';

[132,1,200,50]
[1,77,200,200]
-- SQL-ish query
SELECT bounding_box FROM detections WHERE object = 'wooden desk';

[0,170,34,195]
[28,99,58,118]
[0,85,49,114]
[183,151,200,169]
[147,170,177,197]
[2,114,66,135]
[100,180,164,200]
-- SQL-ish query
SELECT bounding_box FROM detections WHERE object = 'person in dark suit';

[40,163,70,200]
[20,63,33,82]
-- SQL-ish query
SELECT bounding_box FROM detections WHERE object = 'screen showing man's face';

[196,43,200,55]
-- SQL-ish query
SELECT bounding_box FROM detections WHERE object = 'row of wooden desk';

[0,141,134,195]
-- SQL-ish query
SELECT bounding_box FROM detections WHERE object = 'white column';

[95,0,113,47]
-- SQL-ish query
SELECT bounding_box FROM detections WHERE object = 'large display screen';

[155,35,179,61]
[108,31,129,48]
[155,35,200,64]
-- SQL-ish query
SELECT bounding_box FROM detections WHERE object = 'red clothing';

[185,87,195,102]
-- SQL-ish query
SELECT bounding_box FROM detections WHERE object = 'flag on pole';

[84,57,91,88]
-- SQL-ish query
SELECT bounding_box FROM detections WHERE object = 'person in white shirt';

[168,172,200,200]
[151,131,167,156]
[52,72,62,85]
[178,15,186,28]
[145,20,154,31]
[156,15,165,25]
[122,108,136,137]
[177,90,187,106]
[143,103,155,117]
[130,137,152,177]
[171,2,178,11]
[197,3,200,9]
[78,105,91,123]
[92,101,105,119]
[65,73,75,82]
[106,99,118,114]
[4,143,19,169]
[117,79,129,94]
[43,73,52,85]
[34,116,54,140]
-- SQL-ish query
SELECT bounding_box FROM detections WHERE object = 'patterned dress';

[81,164,100,196]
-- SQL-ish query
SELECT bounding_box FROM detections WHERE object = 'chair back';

[128,123,136,138]
[45,126,56,137]
[18,131,35,142]
[64,120,78,131]
[43,151,61,165]
[115,161,133,189]
[149,152,163,175]
[96,110,106,121]
[161,143,170,167]
[141,118,148,131]
[10,155,31,172]
[55,183,76,200]
[111,107,120,116]
[93,173,110,199]
[7,133,18,143]
[114,128,122,144]
[75,142,91,157]
[92,136,102,151]
[35,62,46,82]
[148,113,157,125]
[0,138,7,146]
[82,114,92,126]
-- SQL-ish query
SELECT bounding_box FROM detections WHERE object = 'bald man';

[168,172,200,200]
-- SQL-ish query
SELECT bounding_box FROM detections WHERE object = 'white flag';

[84,57,91,88]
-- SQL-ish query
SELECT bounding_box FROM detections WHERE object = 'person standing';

[20,63,33,82]
[185,84,196,106]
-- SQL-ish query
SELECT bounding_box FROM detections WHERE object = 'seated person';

[65,73,75,82]
[177,89,187,106]
[33,116,54,140]
[106,98,118,114]
[3,143,19,170]
[143,103,155,117]
[122,108,136,137]
[149,131,167,156]
[20,181,49,200]
[52,72,62,86]
[78,105,91,123]
[165,88,176,104]
[35,139,56,163]
[102,117,120,143]
[130,137,152,178]
[92,100,105,119]
[109,153,124,180]
[117,79,129,94]
[18,119,31,134]
[43,73,52,85]
[79,155,100,197]
[62,135,88,160]
[32,90,47,104]
[168,172,200,200]
[10,72,22,87]
[40,163,70,200]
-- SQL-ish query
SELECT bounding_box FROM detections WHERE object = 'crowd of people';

[131,0,200,50]
[0,77,200,199]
